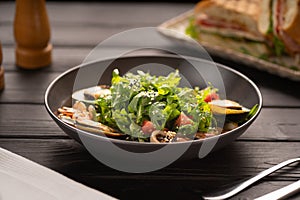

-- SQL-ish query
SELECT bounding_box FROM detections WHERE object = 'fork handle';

[202,158,300,200]
[254,180,300,200]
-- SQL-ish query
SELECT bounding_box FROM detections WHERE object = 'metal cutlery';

[254,179,300,200]
[201,157,300,200]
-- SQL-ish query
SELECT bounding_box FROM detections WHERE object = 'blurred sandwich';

[186,0,300,58]
[272,0,300,54]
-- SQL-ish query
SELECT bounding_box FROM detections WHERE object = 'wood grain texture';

[0,2,193,46]
[2,46,300,106]
[241,108,300,141]
[0,104,66,137]
[0,2,299,199]
[0,72,60,104]
[1,46,151,71]
[0,139,299,199]
[0,2,193,24]
[0,104,300,141]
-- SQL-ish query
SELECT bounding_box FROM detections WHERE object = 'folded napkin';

[0,147,116,200]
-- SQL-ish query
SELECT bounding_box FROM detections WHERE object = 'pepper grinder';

[14,0,52,69]
[0,42,5,91]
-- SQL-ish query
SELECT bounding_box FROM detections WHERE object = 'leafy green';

[108,69,185,140]
[240,47,251,55]
[94,96,117,129]
[289,66,299,71]
[185,17,199,40]
[238,104,259,124]
[195,86,215,132]
[149,102,168,130]
[258,54,269,61]
[178,123,198,138]
[273,36,285,56]
[267,23,273,35]
[248,104,259,119]
[112,109,145,139]
[267,0,273,36]
[93,69,248,141]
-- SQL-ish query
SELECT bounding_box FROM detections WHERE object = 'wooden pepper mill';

[0,42,4,91]
[14,0,52,69]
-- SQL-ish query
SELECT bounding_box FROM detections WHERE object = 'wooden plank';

[241,108,300,141]
[213,56,300,108]
[1,2,299,200]
[234,181,300,200]
[0,72,60,104]
[2,45,300,106]
[2,46,91,72]
[2,69,300,107]
[0,105,66,137]
[0,24,134,46]
[2,46,151,72]
[2,46,214,72]
[1,23,190,47]
[1,138,298,178]
[0,2,193,46]
[0,2,193,24]
[115,181,300,200]
[0,139,299,199]
[0,103,300,141]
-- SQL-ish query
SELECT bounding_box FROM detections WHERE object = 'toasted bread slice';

[273,0,300,53]
[194,0,269,41]
[258,0,272,36]
[282,0,300,45]
[196,29,270,57]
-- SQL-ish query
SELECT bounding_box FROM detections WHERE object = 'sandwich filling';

[188,0,300,61]
[196,14,247,32]
[274,0,300,53]
[194,0,265,42]
[194,14,264,41]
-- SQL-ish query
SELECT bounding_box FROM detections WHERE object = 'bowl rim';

[44,54,263,146]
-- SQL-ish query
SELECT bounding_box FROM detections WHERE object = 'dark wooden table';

[1,2,300,199]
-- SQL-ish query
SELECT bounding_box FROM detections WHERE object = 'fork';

[254,179,300,200]
[201,157,300,200]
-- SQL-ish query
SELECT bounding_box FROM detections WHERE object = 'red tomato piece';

[141,120,156,135]
[175,112,193,127]
[204,92,219,102]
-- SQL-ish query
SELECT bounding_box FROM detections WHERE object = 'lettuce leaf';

[273,36,285,56]
[185,17,199,40]
[98,69,217,140]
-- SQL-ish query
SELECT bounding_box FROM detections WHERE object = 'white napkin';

[0,147,117,200]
